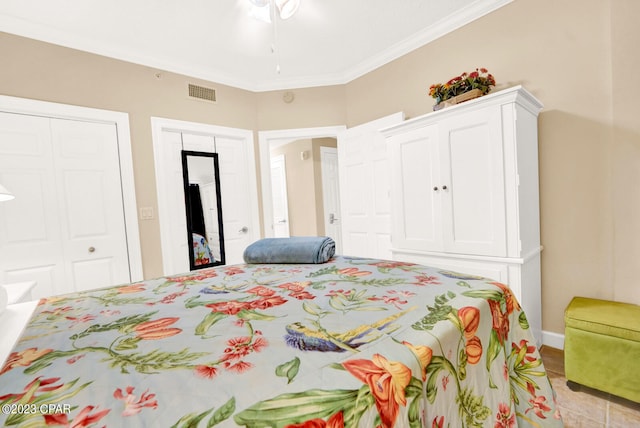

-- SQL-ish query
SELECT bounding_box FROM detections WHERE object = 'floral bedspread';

[0,256,563,427]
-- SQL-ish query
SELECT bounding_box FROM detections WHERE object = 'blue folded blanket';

[243,236,336,264]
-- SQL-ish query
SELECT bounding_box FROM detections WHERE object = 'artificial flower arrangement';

[429,68,496,105]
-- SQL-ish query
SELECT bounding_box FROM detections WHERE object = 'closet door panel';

[440,107,506,256]
[0,112,65,297]
[50,119,131,292]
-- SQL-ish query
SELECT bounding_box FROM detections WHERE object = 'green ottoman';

[564,297,640,402]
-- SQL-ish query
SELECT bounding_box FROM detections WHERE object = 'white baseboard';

[541,330,565,350]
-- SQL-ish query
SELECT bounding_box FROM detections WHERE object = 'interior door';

[215,136,255,265]
[50,119,131,291]
[337,112,403,259]
[157,129,256,272]
[270,154,290,238]
[320,147,342,254]
[0,112,131,298]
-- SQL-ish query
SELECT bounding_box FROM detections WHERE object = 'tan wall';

[344,0,639,335]
[1,0,638,338]
[270,139,317,236]
[269,137,338,236]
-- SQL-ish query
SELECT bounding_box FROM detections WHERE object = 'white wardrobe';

[382,86,544,344]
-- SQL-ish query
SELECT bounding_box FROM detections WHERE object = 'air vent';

[188,84,217,103]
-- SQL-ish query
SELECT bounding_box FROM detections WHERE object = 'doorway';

[258,126,345,249]
[151,117,260,275]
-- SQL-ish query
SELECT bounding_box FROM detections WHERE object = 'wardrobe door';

[390,124,442,252]
[439,106,507,257]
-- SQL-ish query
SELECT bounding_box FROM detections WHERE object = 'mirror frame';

[181,150,226,270]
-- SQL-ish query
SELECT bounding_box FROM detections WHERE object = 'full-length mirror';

[181,150,225,269]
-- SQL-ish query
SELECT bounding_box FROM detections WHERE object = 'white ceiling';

[0,0,511,92]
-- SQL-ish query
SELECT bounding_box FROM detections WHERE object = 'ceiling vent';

[188,83,217,103]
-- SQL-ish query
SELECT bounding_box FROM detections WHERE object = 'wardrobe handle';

[433,186,439,191]
[442,185,448,190]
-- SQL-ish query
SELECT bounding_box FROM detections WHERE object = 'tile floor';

[539,346,640,427]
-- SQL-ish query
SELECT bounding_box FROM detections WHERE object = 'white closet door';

[338,112,404,259]
[50,119,131,291]
[216,136,255,265]
[0,112,66,297]
[0,112,131,297]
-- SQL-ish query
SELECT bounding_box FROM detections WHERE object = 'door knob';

[433,186,439,191]
[239,226,248,233]
[88,246,96,253]
[277,219,287,224]
[329,213,339,224]
[442,185,448,190]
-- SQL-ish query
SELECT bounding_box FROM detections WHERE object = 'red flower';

[117,284,146,294]
[488,300,510,345]
[133,317,182,340]
[247,286,276,297]
[249,295,288,310]
[494,402,516,428]
[432,416,445,428]
[0,377,64,403]
[224,266,245,276]
[526,394,552,419]
[0,348,53,375]
[285,411,344,428]
[113,386,158,416]
[343,354,411,428]
[512,339,538,366]
[290,291,316,300]
[195,365,218,379]
[489,282,521,314]
[338,268,372,277]
[224,360,253,373]
[44,405,110,427]
[206,300,252,315]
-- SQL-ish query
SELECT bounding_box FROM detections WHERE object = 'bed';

[0,256,562,427]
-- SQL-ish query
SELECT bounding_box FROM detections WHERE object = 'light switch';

[140,207,155,220]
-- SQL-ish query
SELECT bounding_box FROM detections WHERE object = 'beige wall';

[270,137,337,236]
[344,0,638,335]
[271,139,316,236]
[1,0,638,338]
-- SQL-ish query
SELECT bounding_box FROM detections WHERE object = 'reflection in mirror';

[181,150,225,270]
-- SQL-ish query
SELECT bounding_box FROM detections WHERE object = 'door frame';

[151,117,260,274]
[0,95,143,282]
[258,126,345,238]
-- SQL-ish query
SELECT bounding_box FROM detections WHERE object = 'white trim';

[151,117,259,275]
[258,126,346,238]
[0,1,512,92]
[541,330,565,350]
[0,95,143,282]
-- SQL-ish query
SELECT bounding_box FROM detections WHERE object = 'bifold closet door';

[0,112,131,298]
